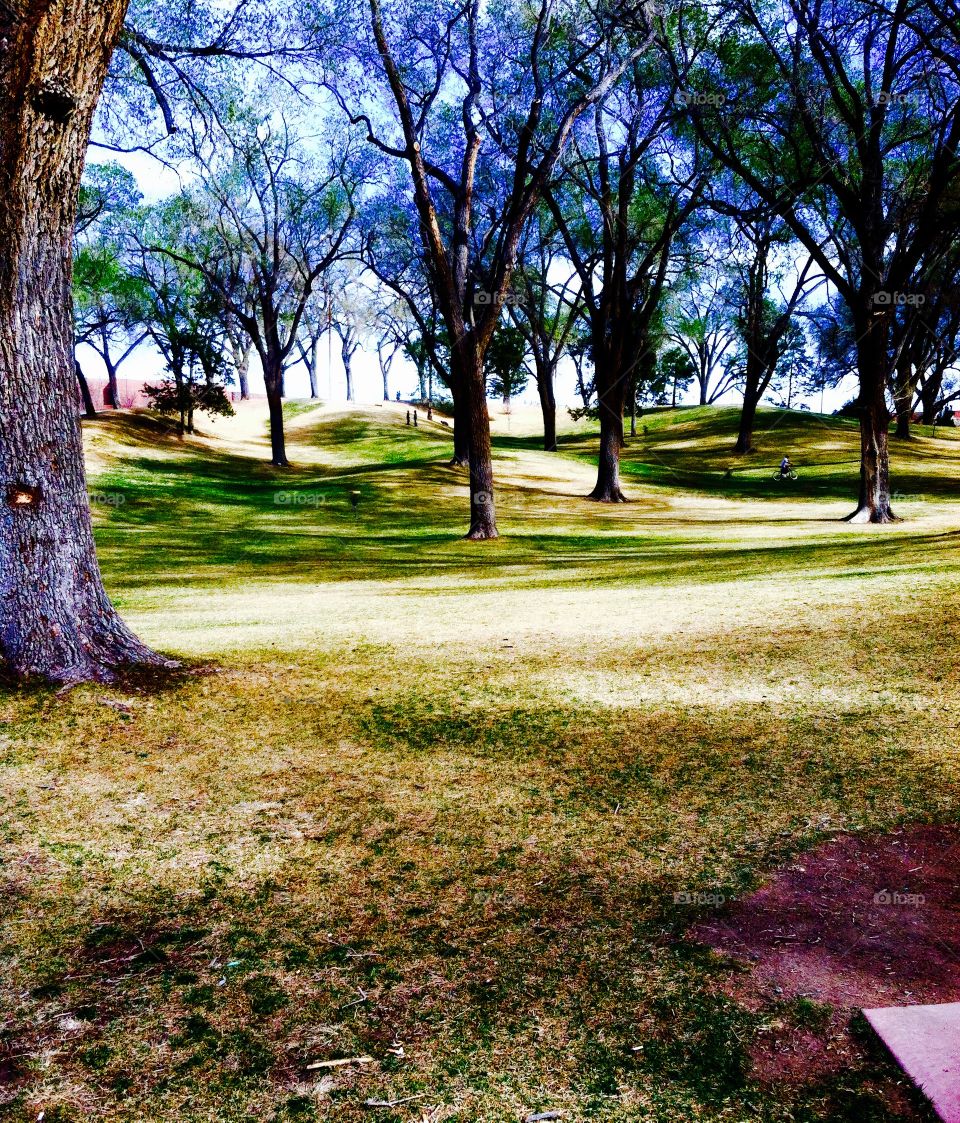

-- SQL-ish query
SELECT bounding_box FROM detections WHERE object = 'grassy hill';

[0,401,956,1122]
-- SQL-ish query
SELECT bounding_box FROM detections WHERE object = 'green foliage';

[145,372,234,432]
[484,324,528,403]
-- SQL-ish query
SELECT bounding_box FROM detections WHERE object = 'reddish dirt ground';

[691,825,960,1104]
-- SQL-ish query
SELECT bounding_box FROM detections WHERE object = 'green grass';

[0,400,955,1122]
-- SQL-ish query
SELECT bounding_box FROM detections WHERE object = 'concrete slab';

[864,1003,960,1123]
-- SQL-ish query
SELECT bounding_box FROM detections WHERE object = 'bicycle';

[772,468,798,481]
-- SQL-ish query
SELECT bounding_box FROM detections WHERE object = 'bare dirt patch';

[692,824,960,1108]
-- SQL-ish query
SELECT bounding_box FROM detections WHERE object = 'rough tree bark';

[0,0,171,683]
[590,364,628,502]
[847,316,896,523]
[734,387,760,454]
[263,358,289,467]
[459,347,496,538]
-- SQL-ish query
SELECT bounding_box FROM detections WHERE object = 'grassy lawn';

[1,401,957,1122]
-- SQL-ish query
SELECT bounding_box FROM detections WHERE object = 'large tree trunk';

[734,383,761,454]
[263,356,289,467]
[535,358,557,452]
[75,359,97,418]
[0,0,170,683]
[847,319,896,523]
[460,345,496,539]
[590,354,628,502]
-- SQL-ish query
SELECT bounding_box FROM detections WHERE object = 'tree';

[224,302,256,401]
[484,325,528,410]
[0,0,313,682]
[361,188,461,441]
[656,346,696,406]
[666,243,740,409]
[155,109,358,465]
[889,260,960,437]
[336,0,656,536]
[720,201,822,452]
[545,58,708,500]
[145,363,235,435]
[73,240,148,410]
[326,271,382,402]
[73,162,148,413]
[334,320,361,402]
[132,225,234,434]
[508,209,583,450]
[374,305,407,403]
[292,288,330,400]
[670,0,960,520]
[0,0,174,683]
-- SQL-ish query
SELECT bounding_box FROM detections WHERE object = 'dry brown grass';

[0,404,955,1122]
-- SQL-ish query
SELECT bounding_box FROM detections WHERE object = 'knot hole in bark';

[32,81,78,124]
[7,483,42,510]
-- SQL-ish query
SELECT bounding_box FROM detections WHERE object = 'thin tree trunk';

[0,0,169,683]
[238,347,251,400]
[104,356,119,409]
[75,359,97,418]
[302,338,319,399]
[342,339,355,402]
[536,358,557,452]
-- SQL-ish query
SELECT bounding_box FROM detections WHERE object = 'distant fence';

[78,377,263,410]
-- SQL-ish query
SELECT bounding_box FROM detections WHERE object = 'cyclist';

[779,455,792,478]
